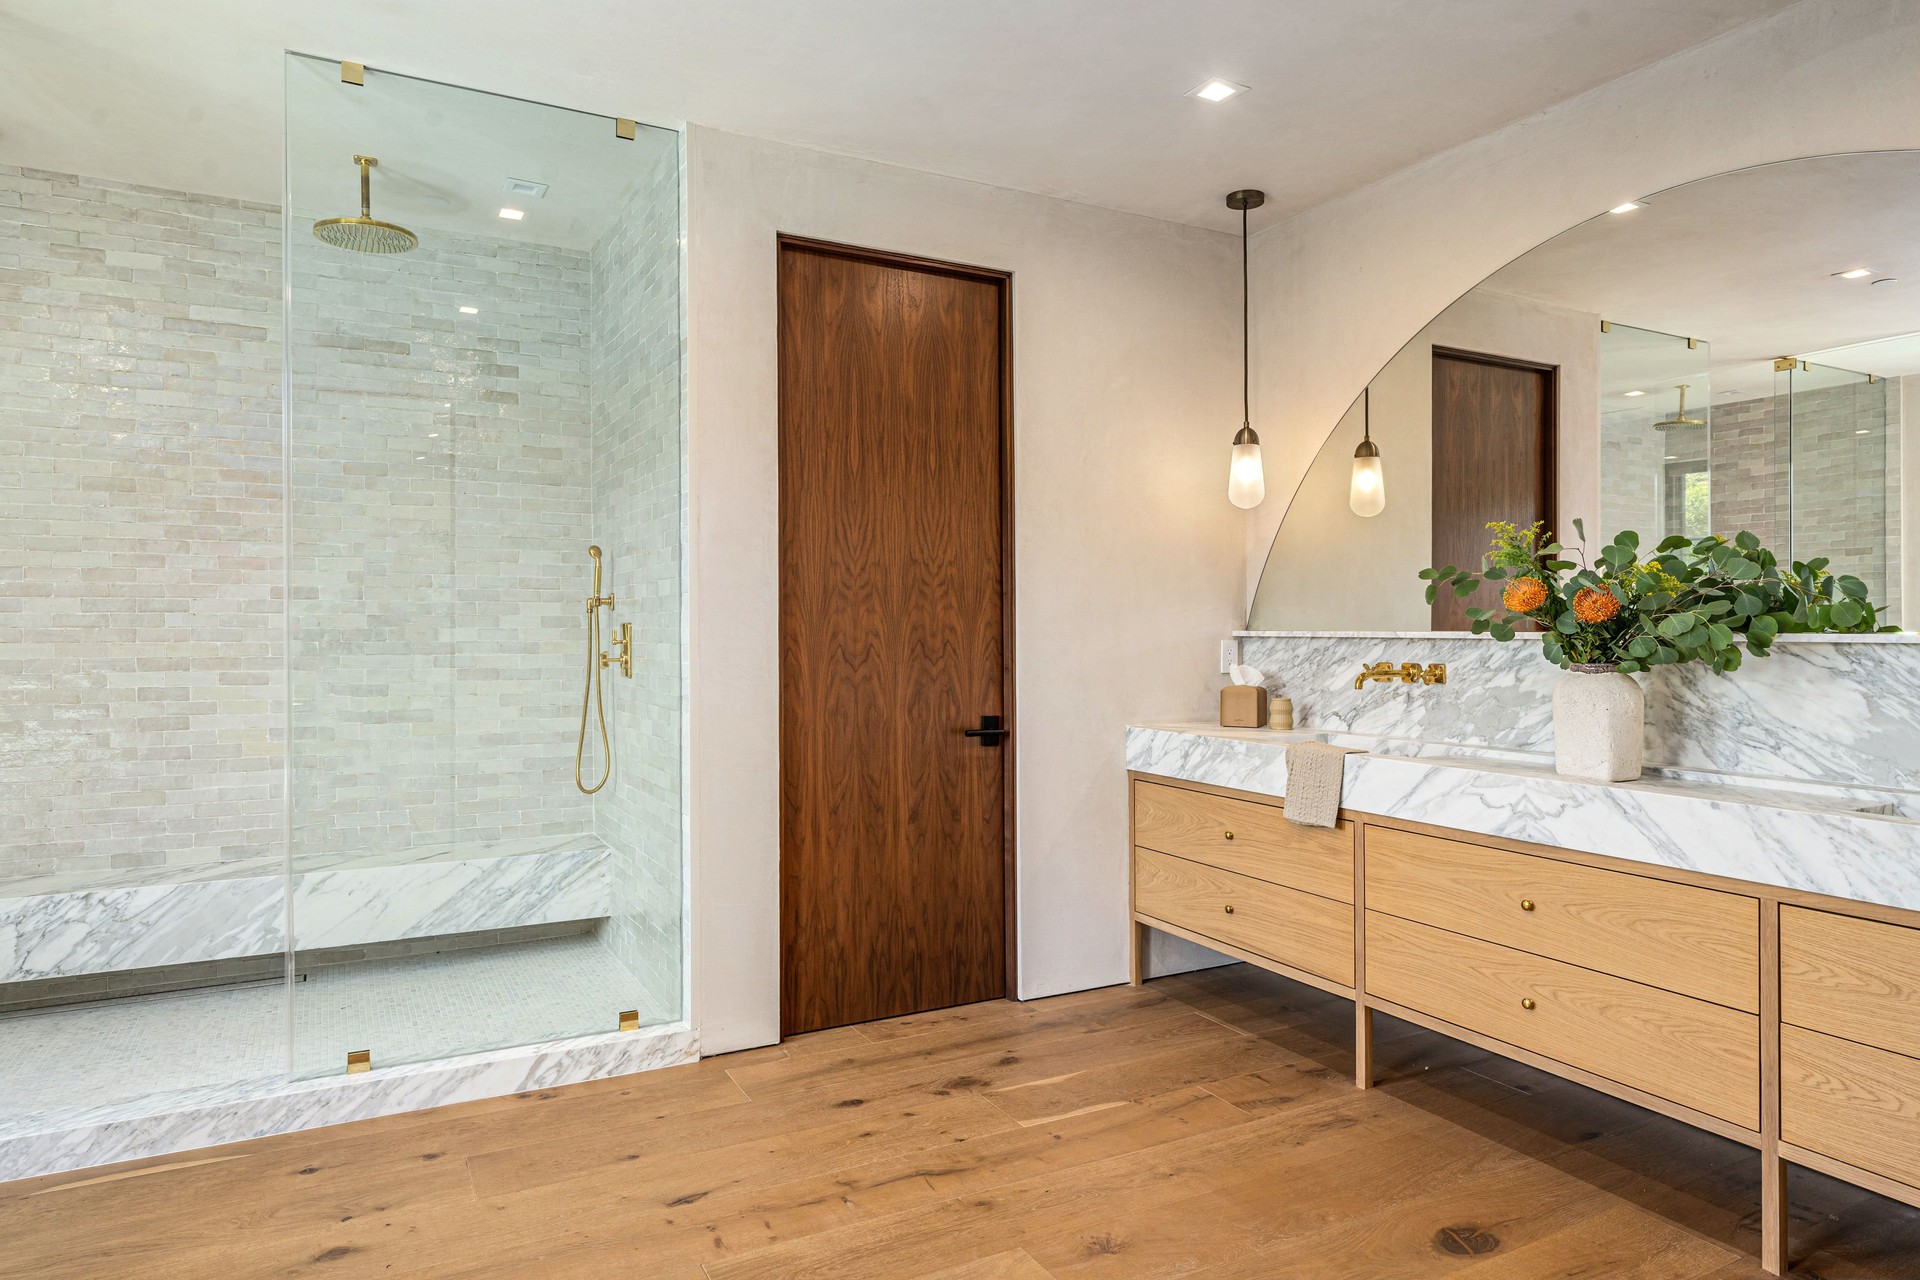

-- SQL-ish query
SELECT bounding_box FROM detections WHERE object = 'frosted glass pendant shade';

[1349,442,1385,517]
[1228,426,1265,509]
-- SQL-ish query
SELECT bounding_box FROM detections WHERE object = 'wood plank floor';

[6,963,1920,1278]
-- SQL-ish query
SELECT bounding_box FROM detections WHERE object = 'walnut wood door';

[777,237,1012,1037]
[1431,349,1556,630]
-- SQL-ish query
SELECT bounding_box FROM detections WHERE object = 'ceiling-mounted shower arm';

[353,155,375,219]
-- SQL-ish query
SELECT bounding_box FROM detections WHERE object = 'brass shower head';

[313,155,419,255]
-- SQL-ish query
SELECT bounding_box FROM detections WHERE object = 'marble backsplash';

[1237,632,1920,794]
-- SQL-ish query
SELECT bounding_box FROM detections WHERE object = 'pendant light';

[1226,189,1266,509]
[1349,385,1385,517]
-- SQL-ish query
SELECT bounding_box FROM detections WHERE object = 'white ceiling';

[0,0,1797,232]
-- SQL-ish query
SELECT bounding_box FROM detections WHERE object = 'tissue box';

[1219,685,1269,728]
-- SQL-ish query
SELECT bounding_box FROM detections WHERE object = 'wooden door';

[777,237,1012,1036]
[1431,349,1556,630]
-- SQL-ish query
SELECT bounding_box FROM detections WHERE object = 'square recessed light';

[459,305,479,314]
[1609,202,1645,214]
[1623,390,1645,397]
[1187,78,1248,103]
[498,207,526,221]
[1835,267,1873,279]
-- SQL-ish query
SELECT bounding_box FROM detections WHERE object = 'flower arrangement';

[1422,520,1894,673]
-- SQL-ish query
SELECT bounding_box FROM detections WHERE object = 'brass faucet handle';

[1424,663,1448,686]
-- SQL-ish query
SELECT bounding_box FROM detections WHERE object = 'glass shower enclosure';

[0,55,682,1165]
[284,55,685,1076]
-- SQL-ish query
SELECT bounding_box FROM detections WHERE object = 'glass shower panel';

[1598,323,1710,541]
[1785,361,1892,608]
[286,55,682,1078]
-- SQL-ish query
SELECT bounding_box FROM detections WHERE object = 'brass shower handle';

[601,622,634,678]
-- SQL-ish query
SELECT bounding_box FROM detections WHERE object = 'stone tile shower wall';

[2,156,686,1002]
[288,218,596,861]
[1601,382,1900,621]
[0,167,283,888]
[588,148,684,1014]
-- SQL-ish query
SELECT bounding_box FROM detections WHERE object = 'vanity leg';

[1129,920,1147,988]
[1355,1001,1374,1089]
[1759,1150,1787,1276]
[1757,898,1787,1275]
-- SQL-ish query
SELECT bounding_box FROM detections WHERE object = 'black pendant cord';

[1241,201,1250,430]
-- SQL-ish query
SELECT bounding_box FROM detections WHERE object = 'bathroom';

[5,2,1920,1276]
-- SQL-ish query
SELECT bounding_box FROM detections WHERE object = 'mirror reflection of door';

[1430,348,1556,630]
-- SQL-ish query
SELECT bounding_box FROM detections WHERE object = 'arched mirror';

[1249,151,1915,632]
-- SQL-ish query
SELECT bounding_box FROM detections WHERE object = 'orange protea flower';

[1501,577,1549,613]
[1571,586,1622,624]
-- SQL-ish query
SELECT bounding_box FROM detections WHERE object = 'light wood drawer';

[1132,780,1352,903]
[1782,906,1920,1059]
[1366,911,1759,1129]
[1783,1024,1920,1190]
[1365,826,1758,1012]
[1133,847,1354,986]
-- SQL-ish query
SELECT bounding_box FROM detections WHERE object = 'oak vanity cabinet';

[1127,771,1920,1276]
[1780,907,1920,1194]
[1129,779,1354,991]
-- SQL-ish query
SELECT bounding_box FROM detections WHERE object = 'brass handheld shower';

[576,546,632,795]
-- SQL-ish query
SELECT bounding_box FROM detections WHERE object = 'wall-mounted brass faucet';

[1353,661,1447,690]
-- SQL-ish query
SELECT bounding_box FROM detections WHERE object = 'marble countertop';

[1127,722,1920,914]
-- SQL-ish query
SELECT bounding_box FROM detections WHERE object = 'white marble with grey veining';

[0,836,614,983]
[0,1021,697,1182]
[1237,632,1920,794]
[1129,723,1920,914]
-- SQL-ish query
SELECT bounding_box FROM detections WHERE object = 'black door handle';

[964,715,1009,745]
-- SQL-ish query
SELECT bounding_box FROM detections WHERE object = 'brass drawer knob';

[1223,830,1234,840]
[1520,899,1535,912]
[1223,905,1235,914]
[1521,997,1536,1010]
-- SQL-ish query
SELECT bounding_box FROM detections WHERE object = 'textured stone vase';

[1551,664,1645,782]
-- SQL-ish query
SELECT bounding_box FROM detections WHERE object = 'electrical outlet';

[1219,639,1237,675]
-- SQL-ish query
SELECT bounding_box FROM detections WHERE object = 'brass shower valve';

[602,623,634,678]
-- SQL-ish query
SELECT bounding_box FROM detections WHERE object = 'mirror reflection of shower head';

[313,155,419,254]
[1651,383,1705,431]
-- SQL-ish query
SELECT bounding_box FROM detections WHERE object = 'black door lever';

[963,715,1009,746]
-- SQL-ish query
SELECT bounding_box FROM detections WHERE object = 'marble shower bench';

[0,834,614,985]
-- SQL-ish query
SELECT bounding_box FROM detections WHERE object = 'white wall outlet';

[1219,639,1237,675]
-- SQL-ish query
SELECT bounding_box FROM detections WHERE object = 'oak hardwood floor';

[5,965,1919,1278]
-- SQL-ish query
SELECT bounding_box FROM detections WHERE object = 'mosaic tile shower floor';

[0,932,666,1136]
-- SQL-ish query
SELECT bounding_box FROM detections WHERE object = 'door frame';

[774,233,1019,1006]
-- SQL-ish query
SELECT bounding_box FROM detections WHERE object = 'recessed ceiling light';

[1857,429,1872,434]
[1835,267,1873,279]
[1664,455,1677,460]
[1720,389,1741,396]
[1609,202,1645,214]
[1187,78,1248,103]
[498,207,526,221]
[1623,390,1645,397]
[459,305,479,314]
[504,178,549,199]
